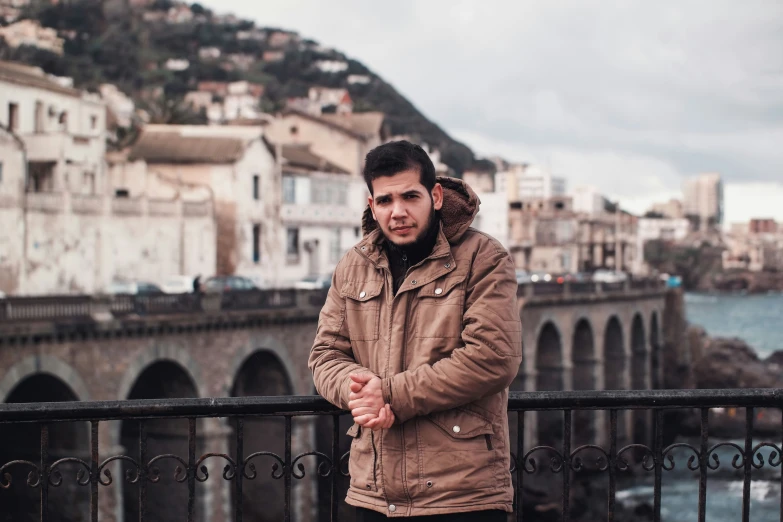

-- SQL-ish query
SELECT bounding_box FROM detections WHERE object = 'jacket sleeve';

[382,239,523,423]
[308,258,371,410]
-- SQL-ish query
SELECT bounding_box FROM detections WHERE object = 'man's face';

[368,169,443,247]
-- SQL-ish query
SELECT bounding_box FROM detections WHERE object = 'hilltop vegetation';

[0,0,492,175]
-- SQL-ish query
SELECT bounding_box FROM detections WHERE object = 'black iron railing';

[1,389,778,522]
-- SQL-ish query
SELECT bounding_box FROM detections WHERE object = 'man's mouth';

[392,226,413,233]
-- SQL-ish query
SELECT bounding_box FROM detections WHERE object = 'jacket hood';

[361,176,481,244]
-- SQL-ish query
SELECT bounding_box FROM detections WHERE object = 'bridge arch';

[572,318,596,444]
[536,321,563,444]
[630,313,649,445]
[117,341,207,402]
[650,311,662,389]
[604,315,627,444]
[230,350,294,522]
[0,355,91,402]
[120,359,201,522]
[0,373,90,521]
[226,334,301,395]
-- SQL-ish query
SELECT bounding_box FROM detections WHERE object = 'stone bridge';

[0,281,668,522]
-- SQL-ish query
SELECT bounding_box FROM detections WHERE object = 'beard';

[384,203,440,250]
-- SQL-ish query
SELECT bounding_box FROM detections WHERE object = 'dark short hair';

[362,140,436,195]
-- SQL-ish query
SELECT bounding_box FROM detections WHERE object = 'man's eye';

[404,194,418,199]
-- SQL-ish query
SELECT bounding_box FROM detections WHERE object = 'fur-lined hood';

[360,176,481,244]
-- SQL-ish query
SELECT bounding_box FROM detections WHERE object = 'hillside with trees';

[0,0,492,175]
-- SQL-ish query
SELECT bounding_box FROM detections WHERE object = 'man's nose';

[390,201,407,219]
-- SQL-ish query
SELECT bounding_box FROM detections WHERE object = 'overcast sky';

[201,0,783,224]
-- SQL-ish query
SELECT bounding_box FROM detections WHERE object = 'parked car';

[592,269,628,284]
[293,274,332,290]
[203,275,258,292]
[515,270,531,284]
[530,272,553,283]
[105,281,164,295]
[160,275,196,294]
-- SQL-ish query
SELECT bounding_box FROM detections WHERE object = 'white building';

[0,60,106,195]
[314,60,349,73]
[99,84,135,128]
[635,217,690,274]
[278,144,367,282]
[572,185,607,215]
[472,191,509,250]
[515,165,566,200]
[683,172,723,228]
[0,63,215,295]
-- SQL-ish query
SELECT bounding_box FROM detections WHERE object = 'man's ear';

[432,183,443,211]
[367,195,377,220]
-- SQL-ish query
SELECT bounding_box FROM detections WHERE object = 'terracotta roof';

[128,130,248,164]
[281,144,348,174]
[0,60,81,97]
[320,112,385,138]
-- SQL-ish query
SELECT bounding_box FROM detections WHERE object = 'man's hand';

[347,373,392,429]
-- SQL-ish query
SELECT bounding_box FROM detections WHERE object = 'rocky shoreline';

[698,270,783,294]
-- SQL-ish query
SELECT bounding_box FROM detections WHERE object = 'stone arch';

[120,359,200,522]
[572,318,596,445]
[230,350,295,522]
[226,334,301,395]
[536,321,563,445]
[117,341,206,403]
[0,355,91,402]
[0,373,90,521]
[604,316,627,445]
[630,313,649,445]
[650,311,662,389]
[603,316,625,390]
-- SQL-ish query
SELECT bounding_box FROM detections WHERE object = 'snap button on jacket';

[309,177,523,517]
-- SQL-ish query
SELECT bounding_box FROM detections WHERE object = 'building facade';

[683,173,723,228]
[635,217,690,274]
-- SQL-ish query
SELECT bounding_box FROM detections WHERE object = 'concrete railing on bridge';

[0,280,665,325]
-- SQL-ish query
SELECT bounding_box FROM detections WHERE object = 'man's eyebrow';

[402,189,422,196]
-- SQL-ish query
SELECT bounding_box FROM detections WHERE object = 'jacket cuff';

[382,376,393,406]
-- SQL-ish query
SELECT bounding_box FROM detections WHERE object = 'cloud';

[201,0,783,216]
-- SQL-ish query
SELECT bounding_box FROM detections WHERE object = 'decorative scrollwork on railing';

[662,443,701,471]
[0,460,42,489]
[97,456,142,486]
[291,451,333,479]
[195,453,236,482]
[705,442,745,470]
[751,443,782,469]
[617,444,655,472]
[570,445,610,472]
[339,451,351,477]
[147,455,188,483]
[242,452,285,480]
[522,446,565,474]
[47,457,91,487]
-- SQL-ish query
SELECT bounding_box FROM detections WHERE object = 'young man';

[309,141,523,520]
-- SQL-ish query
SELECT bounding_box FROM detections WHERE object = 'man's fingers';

[349,373,373,384]
[349,382,364,393]
[354,413,377,425]
[351,406,378,417]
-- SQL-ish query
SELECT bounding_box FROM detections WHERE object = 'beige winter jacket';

[309,177,523,517]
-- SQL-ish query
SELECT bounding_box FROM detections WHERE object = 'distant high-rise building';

[508,164,566,201]
[683,173,723,228]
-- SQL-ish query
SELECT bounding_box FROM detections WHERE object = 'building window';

[282,176,295,203]
[90,115,97,130]
[286,227,300,261]
[58,111,68,129]
[252,224,261,263]
[34,101,44,133]
[0,162,3,184]
[290,125,298,136]
[8,103,18,132]
[330,228,341,263]
[252,174,260,200]
[354,226,360,238]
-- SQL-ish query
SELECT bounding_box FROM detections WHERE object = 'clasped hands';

[347,373,395,431]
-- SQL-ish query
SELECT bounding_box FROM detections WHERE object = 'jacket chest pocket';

[341,280,383,341]
[413,273,467,339]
